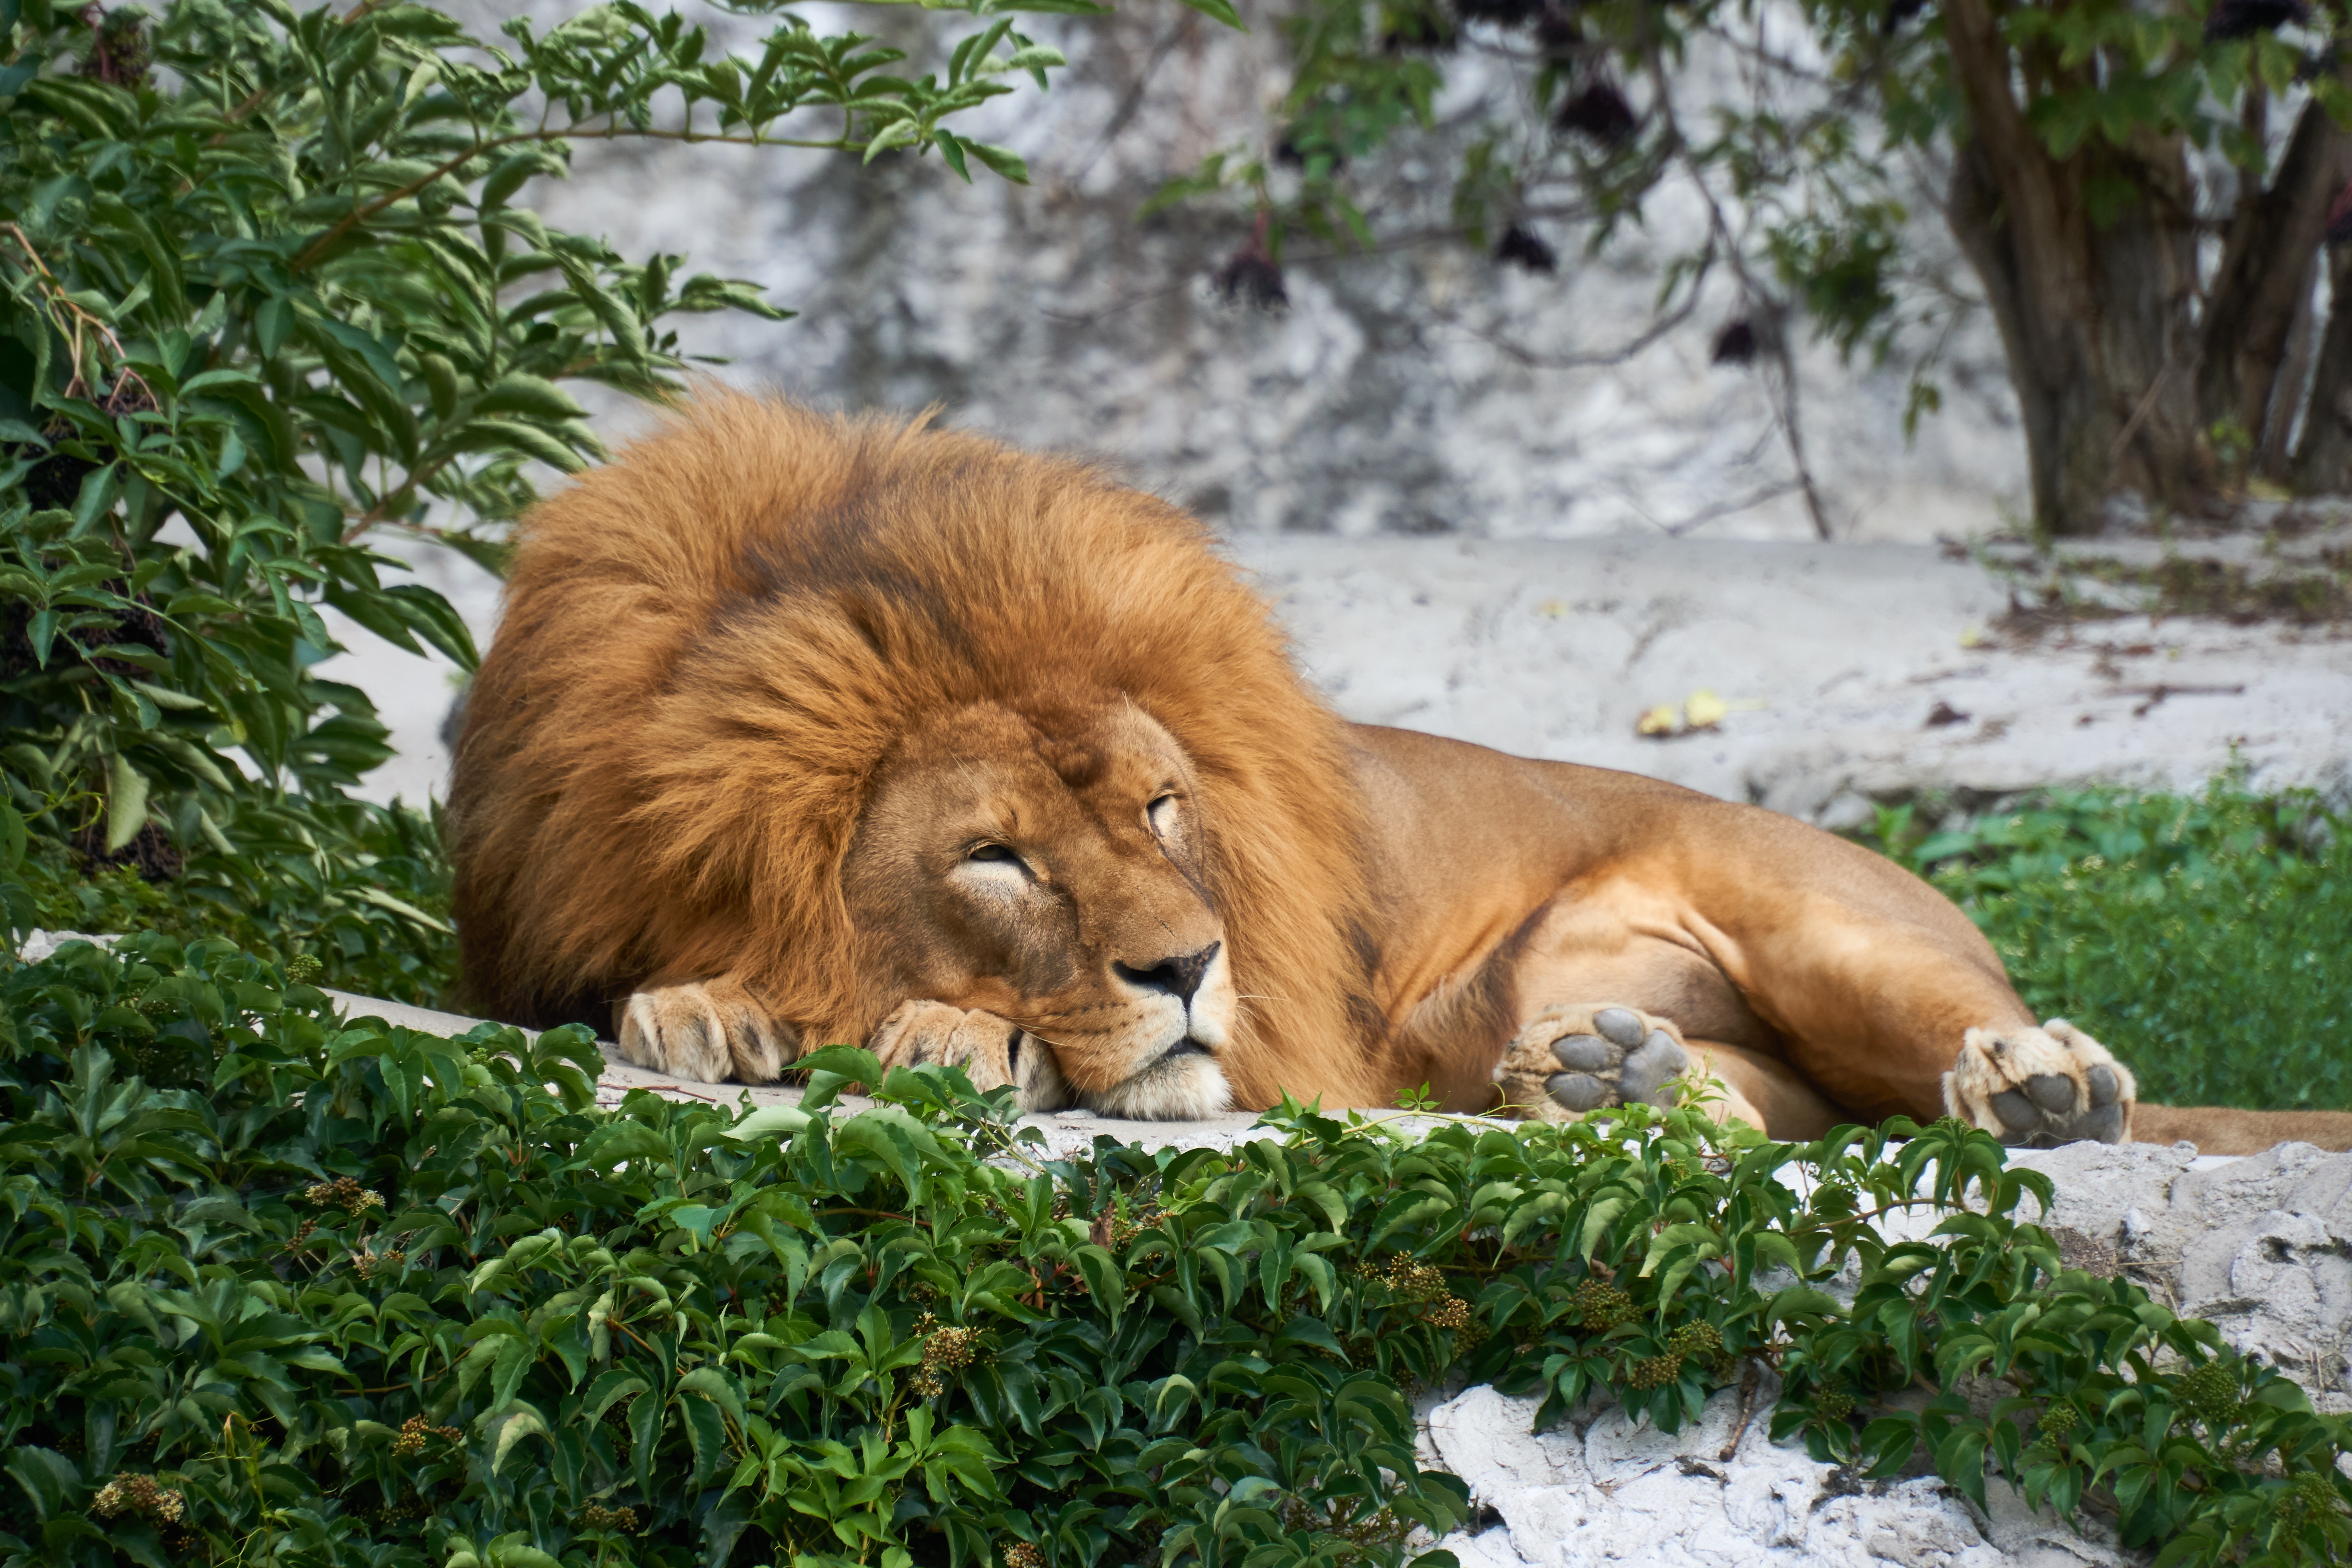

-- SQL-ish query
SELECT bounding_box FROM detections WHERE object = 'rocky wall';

[463,0,2028,542]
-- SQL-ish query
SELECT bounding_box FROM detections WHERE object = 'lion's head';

[845,696,1238,1117]
[450,392,1394,1113]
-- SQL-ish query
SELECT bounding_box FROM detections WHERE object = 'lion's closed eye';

[962,842,1034,882]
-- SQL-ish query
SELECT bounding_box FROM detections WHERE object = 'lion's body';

[451,396,2352,1157]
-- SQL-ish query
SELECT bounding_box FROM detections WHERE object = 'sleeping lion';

[449,394,2351,1156]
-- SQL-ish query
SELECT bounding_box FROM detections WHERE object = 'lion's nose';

[1114,941,1220,1004]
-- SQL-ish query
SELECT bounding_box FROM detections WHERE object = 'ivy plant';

[0,929,2344,1568]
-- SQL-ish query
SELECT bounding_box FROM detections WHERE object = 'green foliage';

[4,933,2348,1566]
[1858,779,2352,1110]
[0,0,1139,998]
[5,786,453,1002]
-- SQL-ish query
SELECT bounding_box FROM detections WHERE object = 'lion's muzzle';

[1063,942,1236,1119]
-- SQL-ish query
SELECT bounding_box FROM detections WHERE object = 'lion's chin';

[1074,1045,1232,1121]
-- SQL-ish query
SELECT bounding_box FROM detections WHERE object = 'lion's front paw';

[616,978,796,1083]
[1943,1019,2133,1147]
[1492,1002,1693,1122]
[870,1000,1072,1112]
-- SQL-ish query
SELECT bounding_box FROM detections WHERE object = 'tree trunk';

[2292,246,2352,491]
[2196,97,2349,483]
[1939,0,2204,535]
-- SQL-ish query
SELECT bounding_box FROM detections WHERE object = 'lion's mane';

[449,392,1391,1107]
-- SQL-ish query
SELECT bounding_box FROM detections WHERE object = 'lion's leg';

[869,1000,1073,1112]
[1470,850,2138,1146]
[1590,815,2143,1146]
[615,976,796,1083]
[1683,1040,1842,1139]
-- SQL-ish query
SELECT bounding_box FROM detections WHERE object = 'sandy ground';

[324,528,2352,824]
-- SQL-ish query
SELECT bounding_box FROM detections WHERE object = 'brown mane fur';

[450,392,1391,1108]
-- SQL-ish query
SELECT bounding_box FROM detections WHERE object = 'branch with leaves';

[0,0,1229,991]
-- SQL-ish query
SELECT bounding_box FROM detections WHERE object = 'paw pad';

[1495,1002,1694,1120]
[1946,1020,2133,1148]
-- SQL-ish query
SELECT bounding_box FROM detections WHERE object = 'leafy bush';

[1859,779,2352,1110]
[2,933,2346,1568]
[0,0,1163,1002]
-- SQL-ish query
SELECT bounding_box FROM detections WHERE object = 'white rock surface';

[2012,1140,2352,1411]
[1238,531,2352,823]
[1420,1382,2129,1568]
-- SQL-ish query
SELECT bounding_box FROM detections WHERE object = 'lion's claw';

[870,1000,1072,1112]
[1944,1019,2133,1147]
[1494,1001,1693,1121]
[616,978,796,1083]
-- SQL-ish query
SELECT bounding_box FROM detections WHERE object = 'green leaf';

[486,1405,550,1475]
[965,142,1030,184]
[471,373,589,422]
[104,752,149,852]
[724,1103,813,1140]
[1170,0,1245,28]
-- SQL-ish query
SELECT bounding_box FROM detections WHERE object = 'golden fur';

[449,392,1390,1109]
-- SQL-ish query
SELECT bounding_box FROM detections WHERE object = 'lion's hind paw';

[1943,1019,2133,1148]
[616,978,796,1084]
[1493,1002,1692,1122]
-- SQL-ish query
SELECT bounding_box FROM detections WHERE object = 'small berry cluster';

[1362,1255,1448,1303]
[351,1247,406,1280]
[391,1414,463,1458]
[1625,1353,1682,1390]
[1571,1277,1634,1331]
[1622,1323,1734,1390]
[1667,1320,1733,1377]
[911,1313,982,1397]
[2275,1469,2344,1531]
[92,1473,185,1524]
[2173,1359,2244,1426]
[1001,1541,1045,1568]
[303,1177,383,1212]
[580,1503,641,1533]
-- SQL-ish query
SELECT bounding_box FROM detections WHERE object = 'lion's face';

[842,699,1236,1118]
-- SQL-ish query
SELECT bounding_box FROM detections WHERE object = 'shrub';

[0,0,1168,1001]
[0,933,2345,1568]
[1860,779,2352,1110]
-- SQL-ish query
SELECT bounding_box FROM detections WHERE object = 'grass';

[1855,779,2352,1111]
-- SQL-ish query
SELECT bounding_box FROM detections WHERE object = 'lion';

[449,394,2352,1156]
